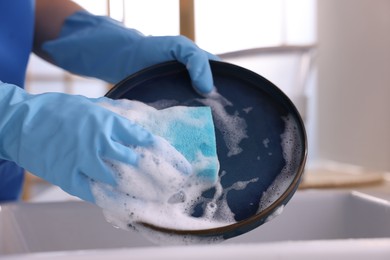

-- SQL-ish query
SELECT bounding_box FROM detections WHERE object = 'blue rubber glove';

[0,83,154,202]
[42,11,218,95]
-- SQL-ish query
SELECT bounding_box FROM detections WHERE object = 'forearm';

[33,0,84,60]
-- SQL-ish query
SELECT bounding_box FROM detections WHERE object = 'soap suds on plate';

[258,114,302,212]
[139,90,249,159]
[91,97,300,245]
[197,90,248,157]
[91,99,232,245]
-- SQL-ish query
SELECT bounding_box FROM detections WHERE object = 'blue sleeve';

[0,160,24,202]
[0,0,34,202]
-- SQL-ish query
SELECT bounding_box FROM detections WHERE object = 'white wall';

[316,0,390,170]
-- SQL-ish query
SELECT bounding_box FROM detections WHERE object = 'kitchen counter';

[300,164,390,201]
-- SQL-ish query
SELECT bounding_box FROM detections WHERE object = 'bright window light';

[71,0,108,15]
[123,0,179,36]
[195,0,284,53]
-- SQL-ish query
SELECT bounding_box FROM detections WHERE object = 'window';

[27,0,316,97]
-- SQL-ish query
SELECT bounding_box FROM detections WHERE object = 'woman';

[0,0,216,202]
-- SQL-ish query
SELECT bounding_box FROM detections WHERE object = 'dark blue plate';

[105,60,307,240]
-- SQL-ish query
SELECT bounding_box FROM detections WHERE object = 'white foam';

[91,99,301,245]
[134,90,249,158]
[197,90,248,157]
[263,138,270,148]
[146,99,179,110]
[243,107,253,114]
[91,99,233,245]
[264,205,285,223]
[258,114,302,212]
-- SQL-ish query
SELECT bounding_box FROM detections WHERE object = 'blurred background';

[24,0,390,200]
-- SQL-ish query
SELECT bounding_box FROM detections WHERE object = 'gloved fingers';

[101,141,139,167]
[173,37,215,95]
[82,155,118,186]
[110,116,155,146]
[101,136,192,198]
[185,50,219,95]
[61,172,96,203]
[59,148,136,202]
[101,161,163,202]
[83,138,145,186]
[147,136,193,177]
[147,35,215,95]
[89,96,111,104]
[184,53,215,95]
[206,51,221,61]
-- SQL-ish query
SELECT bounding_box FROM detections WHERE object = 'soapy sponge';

[91,99,221,233]
[99,99,219,183]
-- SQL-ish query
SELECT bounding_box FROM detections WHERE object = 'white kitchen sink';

[1,190,390,259]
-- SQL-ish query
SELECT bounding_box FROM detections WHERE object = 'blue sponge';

[153,106,219,182]
[100,99,220,183]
